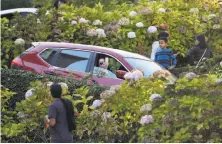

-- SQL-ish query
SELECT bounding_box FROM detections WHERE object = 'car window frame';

[55,48,94,73]
[91,52,129,80]
[38,48,60,66]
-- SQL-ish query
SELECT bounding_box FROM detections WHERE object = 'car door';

[49,49,94,80]
[89,52,128,86]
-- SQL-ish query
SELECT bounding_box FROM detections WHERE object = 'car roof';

[32,42,151,60]
[0,8,37,16]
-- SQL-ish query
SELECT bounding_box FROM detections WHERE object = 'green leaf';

[86,96,93,101]
[197,123,203,130]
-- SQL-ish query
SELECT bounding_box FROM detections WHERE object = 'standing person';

[45,83,75,143]
[151,31,170,61]
[186,34,213,65]
[155,37,177,70]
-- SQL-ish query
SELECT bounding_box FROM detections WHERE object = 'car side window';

[93,53,127,79]
[39,48,58,65]
[56,49,91,73]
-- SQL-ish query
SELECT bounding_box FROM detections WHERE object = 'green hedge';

[1,0,33,10]
[1,69,106,109]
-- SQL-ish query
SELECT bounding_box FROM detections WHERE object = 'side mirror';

[116,70,127,79]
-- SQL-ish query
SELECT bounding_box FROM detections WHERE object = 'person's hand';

[44,115,50,129]
[168,66,175,70]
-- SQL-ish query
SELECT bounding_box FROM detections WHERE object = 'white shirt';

[151,41,160,61]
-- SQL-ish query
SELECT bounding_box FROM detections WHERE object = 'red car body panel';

[11,42,168,86]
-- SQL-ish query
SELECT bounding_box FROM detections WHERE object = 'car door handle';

[44,71,56,75]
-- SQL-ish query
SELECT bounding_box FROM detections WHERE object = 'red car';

[11,42,173,86]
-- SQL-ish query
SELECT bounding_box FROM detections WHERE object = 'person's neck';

[162,47,167,49]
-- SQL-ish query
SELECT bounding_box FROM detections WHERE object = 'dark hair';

[50,83,62,98]
[196,34,208,49]
[159,37,168,43]
[158,31,169,40]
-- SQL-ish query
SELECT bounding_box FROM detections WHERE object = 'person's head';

[158,31,170,40]
[50,83,62,98]
[195,34,208,49]
[159,37,168,48]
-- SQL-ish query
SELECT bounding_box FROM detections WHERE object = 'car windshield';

[124,58,165,77]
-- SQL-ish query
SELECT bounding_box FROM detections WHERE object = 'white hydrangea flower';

[124,72,134,80]
[140,115,154,125]
[102,112,111,122]
[93,19,103,26]
[213,24,220,29]
[132,70,143,81]
[45,10,50,16]
[189,8,199,14]
[79,18,88,24]
[100,89,116,99]
[14,38,25,46]
[140,104,152,112]
[37,19,41,24]
[90,110,102,118]
[147,26,157,34]
[127,32,136,39]
[46,82,53,87]
[59,82,68,89]
[58,17,64,22]
[71,20,77,25]
[202,16,208,22]
[96,29,106,38]
[208,14,216,20]
[185,72,197,80]
[220,61,222,67]
[25,88,34,99]
[110,85,121,92]
[158,8,166,13]
[17,111,26,119]
[136,22,144,28]
[86,29,97,37]
[92,99,105,108]
[215,79,222,85]
[129,11,138,17]
[105,11,111,14]
[139,7,153,15]
[150,94,163,103]
[118,17,130,26]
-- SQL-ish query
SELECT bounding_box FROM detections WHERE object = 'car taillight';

[11,57,24,70]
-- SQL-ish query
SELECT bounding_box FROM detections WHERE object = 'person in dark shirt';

[186,34,213,65]
[45,83,73,143]
[155,37,177,70]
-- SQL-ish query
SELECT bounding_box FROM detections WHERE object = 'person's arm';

[151,41,159,61]
[48,104,57,127]
[186,47,196,57]
[169,51,177,69]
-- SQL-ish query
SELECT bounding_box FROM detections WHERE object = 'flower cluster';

[124,69,144,82]
[151,70,171,79]
[216,79,222,85]
[208,14,216,20]
[37,19,41,24]
[93,19,103,26]
[90,110,102,118]
[150,94,164,103]
[45,10,50,15]
[185,72,197,80]
[71,20,77,25]
[79,18,89,24]
[102,112,111,122]
[96,28,106,38]
[129,11,138,17]
[86,29,106,38]
[220,61,222,67]
[139,7,153,15]
[25,88,34,99]
[213,24,220,29]
[103,20,120,36]
[14,38,25,46]
[147,26,157,34]
[46,82,53,87]
[118,17,130,26]
[127,32,136,39]
[100,89,116,99]
[140,104,152,113]
[136,22,144,28]
[110,85,121,92]
[92,99,105,108]
[158,8,166,13]
[189,8,199,14]
[140,115,154,125]
[86,29,98,37]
